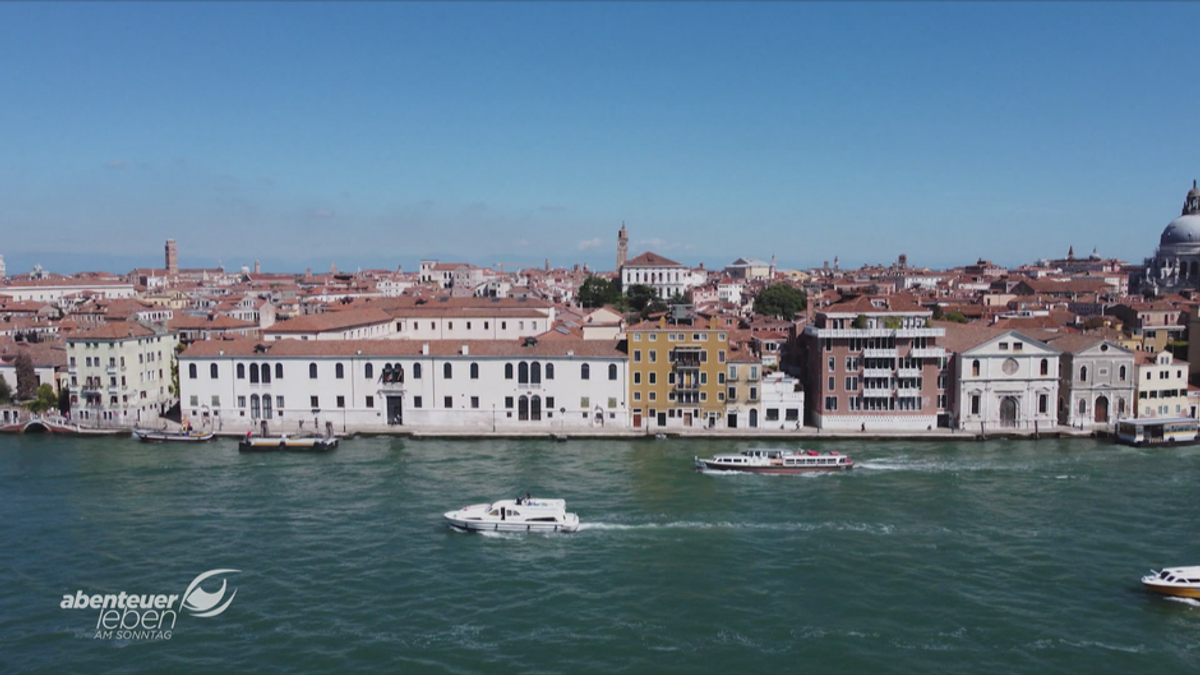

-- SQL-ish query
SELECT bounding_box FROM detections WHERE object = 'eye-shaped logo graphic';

[181,569,240,618]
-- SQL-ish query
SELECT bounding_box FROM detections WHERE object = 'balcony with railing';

[863,367,892,378]
[863,388,892,398]
[897,367,922,379]
[863,348,899,359]
[896,387,922,397]
[910,347,945,359]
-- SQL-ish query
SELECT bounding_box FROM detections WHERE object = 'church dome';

[1161,214,1200,245]
[1160,181,1200,246]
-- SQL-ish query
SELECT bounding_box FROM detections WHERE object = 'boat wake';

[580,521,895,534]
[1163,596,1200,608]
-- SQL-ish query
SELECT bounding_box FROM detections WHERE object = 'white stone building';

[67,322,179,425]
[178,338,630,433]
[1042,334,1136,428]
[620,252,706,300]
[1134,350,1190,419]
[947,328,1060,433]
[759,371,806,429]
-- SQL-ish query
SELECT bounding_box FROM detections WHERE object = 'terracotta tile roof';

[181,337,627,359]
[264,308,394,334]
[623,252,682,268]
[169,314,259,330]
[822,294,929,315]
[68,321,159,341]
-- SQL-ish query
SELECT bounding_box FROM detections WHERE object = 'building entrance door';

[386,396,403,425]
[1000,397,1018,428]
[1094,396,1109,424]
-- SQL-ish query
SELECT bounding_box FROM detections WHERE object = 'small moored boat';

[1142,567,1200,598]
[133,429,215,443]
[695,448,853,474]
[444,497,580,533]
[238,434,338,453]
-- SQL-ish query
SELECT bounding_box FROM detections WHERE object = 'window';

[189,395,199,406]
[1039,394,1048,414]
[250,394,261,419]
[237,363,245,379]
[608,397,616,408]
[546,396,555,410]
[971,360,980,377]
[581,396,590,408]
[188,363,197,379]
[546,363,554,380]
[414,363,422,379]
[336,363,345,379]
[649,373,657,385]
[470,363,479,379]
[1078,399,1086,414]
[337,395,345,408]
[310,395,319,408]
[971,394,980,415]
[828,376,835,391]
[238,396,246,408]
[828,356,835,372]
[518,395,529,421]
[505,396,513,409]
[531,362,542,384]
[309,363,318,379]
[276,396,284,410]
[1080,366,1087,382]
[275,363,283,380]
[212,395,221,407]
[444,396,453,408]
[634,372,642,385]
[365,363,374,379]
[766,408,780,421]
[718,372,725,385]
[1119,365,1127,381]
[444,363,452,379]
[581,364,590,380]
[505,363,514,379]
[824,396,837,411]
[518,362,529,384]
[249,363,260,383]
[649,334,657,341]
[470,396,479,409]
[413,396,423,409]
[634,392,641,401]
[1040,358,1048,376]
[718,350,726,363]
[366,396,374,408]
[608,364,617,380]
[634,350,642,363]
[261,363,271,383]
[649,351,656,363]
[845,376,859,391]
[999,342,1009,351]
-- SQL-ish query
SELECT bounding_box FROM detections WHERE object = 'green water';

[1,435,1198,674]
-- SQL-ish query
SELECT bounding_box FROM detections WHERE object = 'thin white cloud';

[577,238,603,250]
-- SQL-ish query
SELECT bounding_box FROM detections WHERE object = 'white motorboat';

[238,434,338,452]
[1142,566,1200,598]
[695,448,853,474]
[444,497,580,533]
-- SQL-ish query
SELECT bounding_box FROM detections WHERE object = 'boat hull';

[1142,581,1200,598]
[238,438,339,453]
[444,517,579,533]
[134,430,214,443]
[695,462,852,474]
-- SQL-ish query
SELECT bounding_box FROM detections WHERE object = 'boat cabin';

[1115,417,1199,446]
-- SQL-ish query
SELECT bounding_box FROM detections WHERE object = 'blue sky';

[1,3,1198,275]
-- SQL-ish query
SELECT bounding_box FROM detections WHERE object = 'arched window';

[273,363,281,380]
[309,363,318,379]
[1080,366,1088,382]
[971,360,980,377]
[581,363,590,380]
[249,363,260,384]
[1119,398,1127,415]
[545,363,554,380]
[518,395,529,421]
[365,363,374,379]
[413,363,422,379]
[237,363,245,379]
[505,363,514,380]
[188,363,197,379]
[609,364,618,380]
[250,394,261,419]
[1078,398,1087,414]
[210,363,218,379]
[261,363,271,383]
[262,395,273,419]
[335,363,344,379]
[444,363,452,379]
[1119,365,1127,381]
[518,362,529,384]
[1040,359,1048,376]
[531,395,542,421]
[531,362,542,384]
[470,363,479,379]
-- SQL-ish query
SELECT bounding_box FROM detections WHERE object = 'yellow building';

[627,314,730,429]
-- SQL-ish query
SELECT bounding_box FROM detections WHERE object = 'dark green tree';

[852,314,868,329]
[28,383,57,414]
[0,376,11,404]
[14,352,37,400]
[624,285,661,314]
[753,284,807,320]
[577,276,621,309]
[57,386,71,415]
[943,310,969,324]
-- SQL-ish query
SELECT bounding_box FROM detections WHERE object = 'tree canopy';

[14,353,37,400]
[577,276,621,309]
[27,384,57,414]
[0,376,11,404]
[753,284,807,320]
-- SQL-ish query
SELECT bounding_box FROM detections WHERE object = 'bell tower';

[616,222,629,271]
[1184,180,1200,216]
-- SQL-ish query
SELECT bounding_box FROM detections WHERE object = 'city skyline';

[2,3,1198,273]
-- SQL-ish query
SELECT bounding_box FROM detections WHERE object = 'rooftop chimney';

[421,343,429,355]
